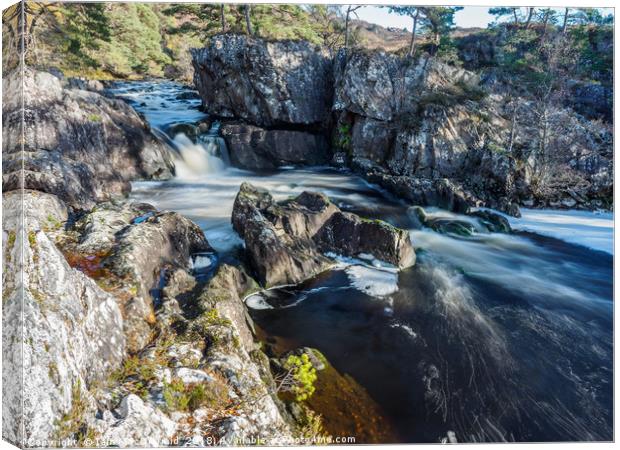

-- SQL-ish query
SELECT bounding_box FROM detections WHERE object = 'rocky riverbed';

[2,32,613,446]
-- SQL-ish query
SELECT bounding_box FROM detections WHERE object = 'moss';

[88,113,102,122]
[162,377,229,413]
[54,380,90,441]
[6,230,16,249]
[44,214,63,231]
[28,230,37,249]
[4,230,16,265]
[48,362,60,385]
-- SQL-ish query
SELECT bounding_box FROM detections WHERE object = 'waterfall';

[171,121,230,180]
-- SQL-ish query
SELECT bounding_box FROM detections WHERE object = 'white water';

[508,208,614,255]
[173,133,228,178]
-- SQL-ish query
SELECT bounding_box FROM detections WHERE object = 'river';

[109,80,613,443]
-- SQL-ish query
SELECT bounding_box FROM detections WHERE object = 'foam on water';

[508,208,613,255]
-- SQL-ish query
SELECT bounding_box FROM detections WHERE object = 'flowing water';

[110,81,614,443]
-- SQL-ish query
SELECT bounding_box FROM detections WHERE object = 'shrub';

[283,353,317,402]
[162,377,229,412]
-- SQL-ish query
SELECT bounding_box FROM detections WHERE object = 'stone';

[231,183,415,287]
[191,34,332,128]
[3,191,126,444]
[221,123,329,170]
[95,395,177,447]
[2,69,174,211]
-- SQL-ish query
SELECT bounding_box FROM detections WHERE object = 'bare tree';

[244,4,252,36]
[220,4,227,32]
[344,5,361,50]
[562,8,570,34]
[524,7,535,29]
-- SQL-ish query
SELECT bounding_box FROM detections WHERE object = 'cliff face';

[191,35,333,170]
[191,35,613,214]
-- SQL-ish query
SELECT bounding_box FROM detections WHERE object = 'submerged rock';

[232,182,415,287]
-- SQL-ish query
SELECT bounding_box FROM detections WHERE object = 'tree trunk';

[539,13,550,46]
[512,8,519,26]
[508,101,518,154]
[408,10,419,57]
[344,6,351,49]
[525,8,534,28]
[562,8,570,34]
[220,4,226,32]
[244,4,252,36]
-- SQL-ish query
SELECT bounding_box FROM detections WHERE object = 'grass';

[162,377,229,413]
[54,380,97,444]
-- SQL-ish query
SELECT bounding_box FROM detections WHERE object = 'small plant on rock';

[277,353,318,402]
[162,377,229,412]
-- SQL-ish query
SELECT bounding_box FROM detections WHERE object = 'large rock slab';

[2,69,174,211]
[191,34,332,128]
[232,183,415,287]
[221,123,329,170]
[2,191,126,444]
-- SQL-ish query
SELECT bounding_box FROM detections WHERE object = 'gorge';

[2,21,613,447]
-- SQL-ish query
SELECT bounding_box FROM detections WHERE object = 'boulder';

[231,183,333,287]
[72,204,212,353]
[568,80,612,122]
[315,212,416,268]
[2,69,174,211]
[232,183,415,287]
[191,34,332,128]
[95,395,177,447]
[352,158,474,214]
[221,123,329,170]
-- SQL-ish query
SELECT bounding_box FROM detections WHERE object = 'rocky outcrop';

[567,80,612,122]
[66,201,213,353]
[2,69,174,211]
[2,191,126,445]
[191,34,332,128]
[232,183,415,286]
[191,34,333,171]
[221,123,329,170]
[2,65,294,448]
[92,263,293,446]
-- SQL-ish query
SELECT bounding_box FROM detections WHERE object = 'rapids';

[109,80,613,443]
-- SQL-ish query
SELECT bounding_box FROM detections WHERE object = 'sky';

[351,6,613,30]
[354,6,493,29]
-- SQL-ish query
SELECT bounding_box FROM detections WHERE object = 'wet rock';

[191,34,332,128]
[231,183,333,287]
[315,212,416,268]
[221,123,329,170]
[2,69,174,211]
[468,210,511,233]
[352,158,474,214]
[104,210,212,352]
[232,183,415,286]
